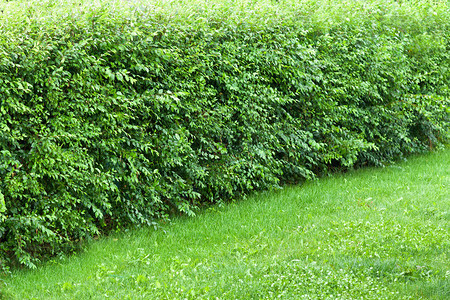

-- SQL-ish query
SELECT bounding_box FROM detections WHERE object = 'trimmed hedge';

[0,0,449,269]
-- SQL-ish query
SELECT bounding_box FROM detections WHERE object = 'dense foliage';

[0,0,449,269]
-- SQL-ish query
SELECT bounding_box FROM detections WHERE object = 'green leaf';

[0,191,5,214]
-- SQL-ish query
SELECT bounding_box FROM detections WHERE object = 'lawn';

[1,148,448,299]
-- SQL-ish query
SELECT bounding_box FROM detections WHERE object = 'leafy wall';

[0,0,449,269]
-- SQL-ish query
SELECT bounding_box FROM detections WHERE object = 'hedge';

[0,0,449,269]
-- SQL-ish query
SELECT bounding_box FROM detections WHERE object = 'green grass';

[1,149,449,299]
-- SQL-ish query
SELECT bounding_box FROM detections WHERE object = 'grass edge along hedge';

[0,0,449,270]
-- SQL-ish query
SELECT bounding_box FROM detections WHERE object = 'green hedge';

[0,0,449,269]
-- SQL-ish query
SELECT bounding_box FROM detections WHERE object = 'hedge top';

[1,0,449,34]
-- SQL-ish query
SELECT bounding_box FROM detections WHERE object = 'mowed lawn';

[1,149,449,299]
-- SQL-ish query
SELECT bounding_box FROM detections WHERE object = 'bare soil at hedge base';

[0,0,449,271]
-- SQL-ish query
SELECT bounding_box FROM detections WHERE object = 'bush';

[0,0,449,269]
